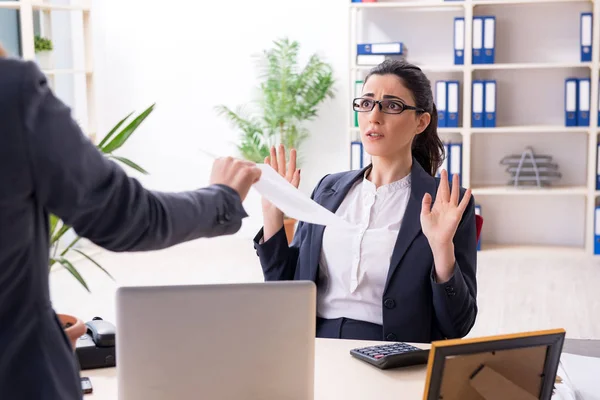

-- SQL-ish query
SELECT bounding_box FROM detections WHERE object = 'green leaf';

[98,111,134,149]
[109,155,149,174]
[72,249,116,281]
[56,258,90,292]
[101,103,156,154]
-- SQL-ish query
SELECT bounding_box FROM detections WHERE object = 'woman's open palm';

[420,170,472,248]
[262,144,301,214]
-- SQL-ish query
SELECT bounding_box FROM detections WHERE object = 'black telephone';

[75,317,117,370]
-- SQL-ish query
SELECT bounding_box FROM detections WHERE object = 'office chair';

[475,214,483,244]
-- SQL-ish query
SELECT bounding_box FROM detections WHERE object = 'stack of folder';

[436,80,460,128]
[437,141,463,186]
[356,42,407,66]
[564,77,591,127]
[471,80,497,128]
[473,16,496,64]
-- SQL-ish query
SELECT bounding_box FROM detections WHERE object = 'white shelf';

[32,1,91,11]
[0,1,20,9]
[472,62,592,70]
[42,69,93,76]
[473,0,591,5]
[350,1,464,10]
[471,125,591,134]
[349,0,600,253]
[471,186,588,196]
[353,64,464,72]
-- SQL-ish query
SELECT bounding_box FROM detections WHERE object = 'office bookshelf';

[0,0,96,142]
[348,0,600,254]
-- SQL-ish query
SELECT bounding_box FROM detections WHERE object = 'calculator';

[349,342,430,370]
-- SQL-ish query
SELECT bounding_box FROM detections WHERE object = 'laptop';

[115,281,316,400]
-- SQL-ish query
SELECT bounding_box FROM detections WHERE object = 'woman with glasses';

[253,59,477,343]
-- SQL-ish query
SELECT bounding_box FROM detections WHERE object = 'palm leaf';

[56,258,90,292]
[101,103,156,154]
[72,249,115,281]
[109,155,149,174]
[97,111,134,148]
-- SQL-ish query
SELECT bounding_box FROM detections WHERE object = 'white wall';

[90,0,350,239]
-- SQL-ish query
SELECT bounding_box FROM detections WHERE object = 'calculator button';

[374,355,384,359]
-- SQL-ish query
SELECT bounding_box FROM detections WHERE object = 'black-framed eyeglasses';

[352,97,425,115]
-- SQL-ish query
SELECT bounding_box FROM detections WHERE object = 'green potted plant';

[34,35,53,70]
[52,104,154,348]
[216,37,335,243]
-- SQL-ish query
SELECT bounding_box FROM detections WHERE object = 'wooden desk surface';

[81,338,431,399]
[80,338,600,399]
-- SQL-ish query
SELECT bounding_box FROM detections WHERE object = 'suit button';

[224,212,231,222]
[386,333,397,341]
[384,298,395,309]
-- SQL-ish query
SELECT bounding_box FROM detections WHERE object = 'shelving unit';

[0,0,96,142]
[348,0,600,254]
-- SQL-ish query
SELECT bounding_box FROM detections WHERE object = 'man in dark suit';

[0,48,261,399]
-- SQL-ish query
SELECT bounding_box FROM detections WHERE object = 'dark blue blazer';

[0,58,249,399]
[254,159,478,343]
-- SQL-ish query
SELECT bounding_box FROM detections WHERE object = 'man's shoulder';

[0,57,45,95]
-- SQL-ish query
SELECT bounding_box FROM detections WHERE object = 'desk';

[81,338,431,399]
[81,338,600,399]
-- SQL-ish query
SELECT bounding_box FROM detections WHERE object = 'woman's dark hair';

[363,59,444,176]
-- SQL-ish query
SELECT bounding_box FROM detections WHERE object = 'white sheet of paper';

[252,164,355,229]
[555,353,600,400]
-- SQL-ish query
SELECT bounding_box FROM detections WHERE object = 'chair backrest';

[475,214,483,243]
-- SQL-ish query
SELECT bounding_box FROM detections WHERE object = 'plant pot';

[57,313,87,351]
[283,217,297,245]
[35,50,53,70]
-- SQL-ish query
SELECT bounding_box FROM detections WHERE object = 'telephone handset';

[75,317,117,370]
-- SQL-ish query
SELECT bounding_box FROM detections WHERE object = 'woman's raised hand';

[261,144,301,240]
[420,170,472,282]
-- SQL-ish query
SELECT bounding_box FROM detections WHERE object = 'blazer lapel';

[385,159,437,291]
[308,167,369,282]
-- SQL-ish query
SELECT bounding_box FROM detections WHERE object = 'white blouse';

[317,171,412,326]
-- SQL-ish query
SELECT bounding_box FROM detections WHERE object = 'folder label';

[447,81,459,128]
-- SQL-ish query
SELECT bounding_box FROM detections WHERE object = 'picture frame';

[422,328,566,400]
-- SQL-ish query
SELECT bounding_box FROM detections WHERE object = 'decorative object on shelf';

[215,37,335,244]
[34,35,53,70]
[500,147,561,188]
[49,104,155,293]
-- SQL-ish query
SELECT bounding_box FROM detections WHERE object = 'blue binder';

[578,78,591,127]
[475,204,482,251]
[449,142,462,186]
[437,142,451,180]
[472,17,484,64]
[483,16,496,64]
[436,80,448,128]
[446,81,460,128]
[484,80,496,127]
[581,13,592,62]
[472,80,485,128]
[565,78,579,127]
[350,141,363,170]
[595,206,600,255]
[357,42,405,55]
[454,17,465,65]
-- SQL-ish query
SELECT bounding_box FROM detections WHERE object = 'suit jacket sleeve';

[430,192,478,339]
[20,61,248,252]
[253,175,329,281]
